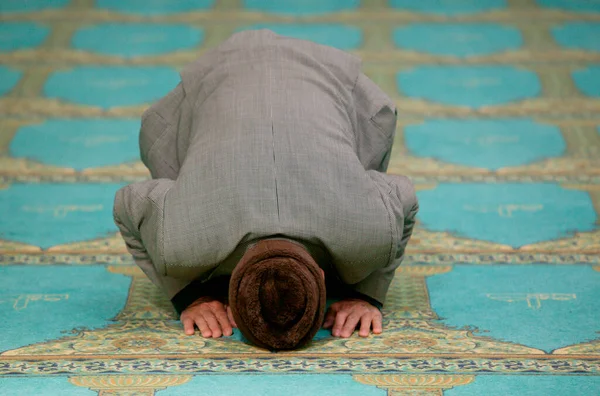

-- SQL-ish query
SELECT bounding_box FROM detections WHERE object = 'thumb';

[226,305,237,328]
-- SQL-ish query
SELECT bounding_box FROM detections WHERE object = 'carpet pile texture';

[0,0,599,394]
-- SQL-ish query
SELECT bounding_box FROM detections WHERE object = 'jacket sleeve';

[139,82,193,180]
[352,72,398,172]
[113,179,189,300]
[351,174,419,306]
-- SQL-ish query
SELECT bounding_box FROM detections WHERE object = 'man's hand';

[322,298,382,338]
[180,297,237,338]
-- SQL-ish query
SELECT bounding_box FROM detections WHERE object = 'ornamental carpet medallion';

[0,0,599,395]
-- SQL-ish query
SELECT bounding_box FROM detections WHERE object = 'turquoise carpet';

[1,0,599,395]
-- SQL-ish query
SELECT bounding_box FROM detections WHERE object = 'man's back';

[160,30,395,282]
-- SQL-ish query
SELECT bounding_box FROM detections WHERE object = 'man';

[113,30,418,351]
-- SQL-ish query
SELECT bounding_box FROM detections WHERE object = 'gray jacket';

[113,30,418,306]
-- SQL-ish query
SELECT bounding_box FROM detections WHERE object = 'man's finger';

[194,317,212,338]
[204,312,222,338]
[226,306,237,328]
[214,306,233,337]
[182,317,196,336]
[332,311,349,337]
[358,313,373,337]
[340,312,362,338]
[372,313,383,334]
[322,309,336,329]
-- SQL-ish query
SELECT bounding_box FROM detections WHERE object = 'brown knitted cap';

[228,239,326,351]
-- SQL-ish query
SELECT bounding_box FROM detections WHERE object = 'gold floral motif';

[82,161,149,177]
[112,275,179,321]
[407,227,600,254]
[0,157,76,177]
[0,97,147,118]
[387,391,441,396]
[96,391,149,396]
[356,49,600,64]
[0,48,201,66]
[107,265,145,277]
[395,266,452,276]
[382,335,438,351]
[1,234,129,255]
[111,336,168,352]
[69,374,192,388]
[69,375,192,395]
[553,340,600,355]
[393,97,600,118]
[520,230,600,253]
[563,185,600,192]
[1,320,207,356]
[413,185,437,193]
[353,374,475,387]
[353,374,475,395]
[496,159,600,175]
[389,156,489,176]
[341,320,544,355]
[0,239,42,254]
[389,156,599,177]
[47,233,128,254]
[407,228,514,253]
[385,272,437,320]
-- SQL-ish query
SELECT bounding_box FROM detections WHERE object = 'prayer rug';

[1,0,599,394]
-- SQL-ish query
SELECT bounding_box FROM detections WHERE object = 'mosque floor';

[0,0,599,395]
